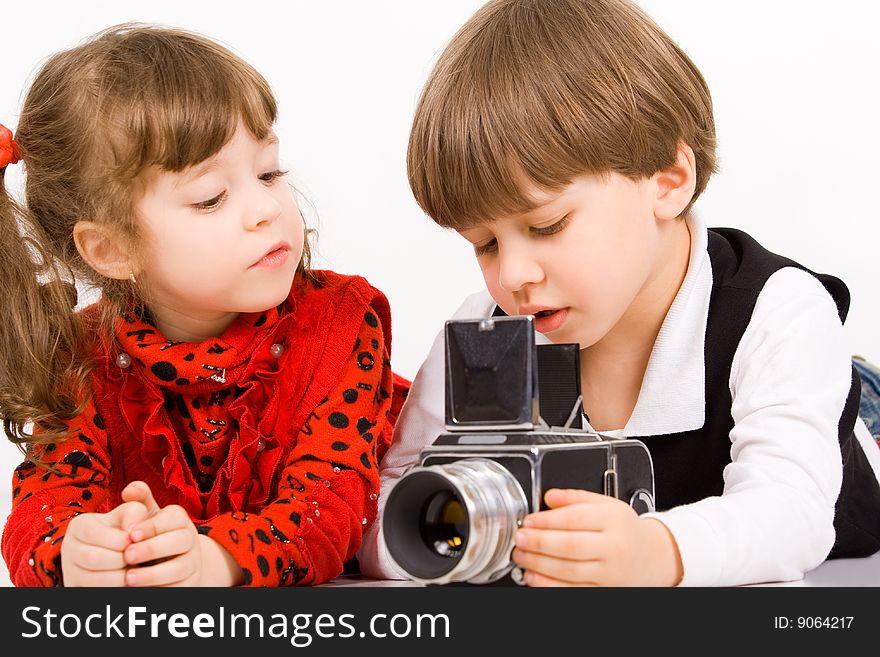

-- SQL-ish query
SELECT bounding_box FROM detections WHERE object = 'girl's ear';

[73,221,136,280]
[652,142,697,221]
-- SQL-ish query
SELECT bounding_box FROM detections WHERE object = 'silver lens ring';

[403,458,528,585]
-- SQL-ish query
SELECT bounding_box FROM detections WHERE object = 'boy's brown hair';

[407,0,717,230]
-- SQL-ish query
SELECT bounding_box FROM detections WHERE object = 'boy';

[359,0,880,586]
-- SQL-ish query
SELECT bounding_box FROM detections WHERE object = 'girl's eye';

[531,214,571,236]
[474,239,498,257]
[259,169,288,183]
[192,191,227,211]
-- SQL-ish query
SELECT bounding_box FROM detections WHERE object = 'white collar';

[589,214,712,437]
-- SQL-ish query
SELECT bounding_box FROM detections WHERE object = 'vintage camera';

[382,315,655,585]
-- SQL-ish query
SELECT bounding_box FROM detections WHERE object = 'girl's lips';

[533,307,569,334]
[251,247,289,269]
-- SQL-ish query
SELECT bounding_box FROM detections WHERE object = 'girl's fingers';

[126,555,194,587]
[124,528,195,566]
[69,514,132,552]
[69,543,128,571]
[66,568,129,588]
[113,500,152,533]
[129,504,191,543]
[121,481,161,516]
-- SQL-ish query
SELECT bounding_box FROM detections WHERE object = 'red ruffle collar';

[109,298,296,517]
[114,300,288,391]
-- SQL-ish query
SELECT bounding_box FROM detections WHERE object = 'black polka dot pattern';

[357,418,376,435]
[257,555,270,577]
[151,361,177,381]
[357,352,374,371]
[328,412,349,429]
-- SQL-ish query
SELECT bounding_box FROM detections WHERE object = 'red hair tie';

[0,124,22,169]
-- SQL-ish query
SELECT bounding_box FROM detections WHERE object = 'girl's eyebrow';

[180,159,220,186]
[176,135,279,188]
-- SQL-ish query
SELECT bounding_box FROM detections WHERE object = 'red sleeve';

[202,312,393,586]
[1,404,113,587]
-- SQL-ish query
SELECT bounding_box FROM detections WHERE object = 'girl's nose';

[243,185,282,230]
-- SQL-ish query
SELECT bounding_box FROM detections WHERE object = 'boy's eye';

[531,214,570,236]
[474,239,498,256]
[259,169,288,183]
[192,191,227,211]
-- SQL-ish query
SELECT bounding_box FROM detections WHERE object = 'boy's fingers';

[522,498,614,531]
[543,488,605,508]
[514,527,604,560]
[511,548,601,585]
[121,481,161,516]
[521,567,599,588]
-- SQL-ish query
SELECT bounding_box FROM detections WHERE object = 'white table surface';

[321,552,880,587]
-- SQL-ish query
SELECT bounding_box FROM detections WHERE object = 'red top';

[2,271,408,586]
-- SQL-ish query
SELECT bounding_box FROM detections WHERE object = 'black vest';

[638,228,880,559]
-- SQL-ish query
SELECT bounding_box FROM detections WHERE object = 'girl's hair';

[407,0,717,230]
[0,24,310,450]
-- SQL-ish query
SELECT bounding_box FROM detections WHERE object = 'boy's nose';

[497,242,543,293]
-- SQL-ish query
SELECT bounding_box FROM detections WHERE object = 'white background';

[1,1,878,586]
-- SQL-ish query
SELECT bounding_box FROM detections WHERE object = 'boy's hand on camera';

[60,500,152,586]
[120,481,204,586]
[511,488,683,587]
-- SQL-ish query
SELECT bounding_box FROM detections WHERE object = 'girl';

[0,24,403,587]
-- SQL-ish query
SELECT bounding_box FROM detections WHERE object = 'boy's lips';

[519,306,570,334]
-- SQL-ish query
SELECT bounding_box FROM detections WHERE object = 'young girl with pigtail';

[0,24,405,587]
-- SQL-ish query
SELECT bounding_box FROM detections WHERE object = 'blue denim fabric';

[854,357,880,445]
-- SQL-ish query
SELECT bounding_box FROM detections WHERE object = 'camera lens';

[420,492,467,558]
[383,458,528,585]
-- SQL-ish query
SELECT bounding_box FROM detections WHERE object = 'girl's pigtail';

[0,133,93,453]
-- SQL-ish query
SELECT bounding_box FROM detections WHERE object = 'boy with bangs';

[359,0,880,586]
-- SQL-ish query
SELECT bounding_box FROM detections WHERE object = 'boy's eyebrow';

[519,189,566,219]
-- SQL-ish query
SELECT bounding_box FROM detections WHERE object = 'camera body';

[382,315,655,586]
